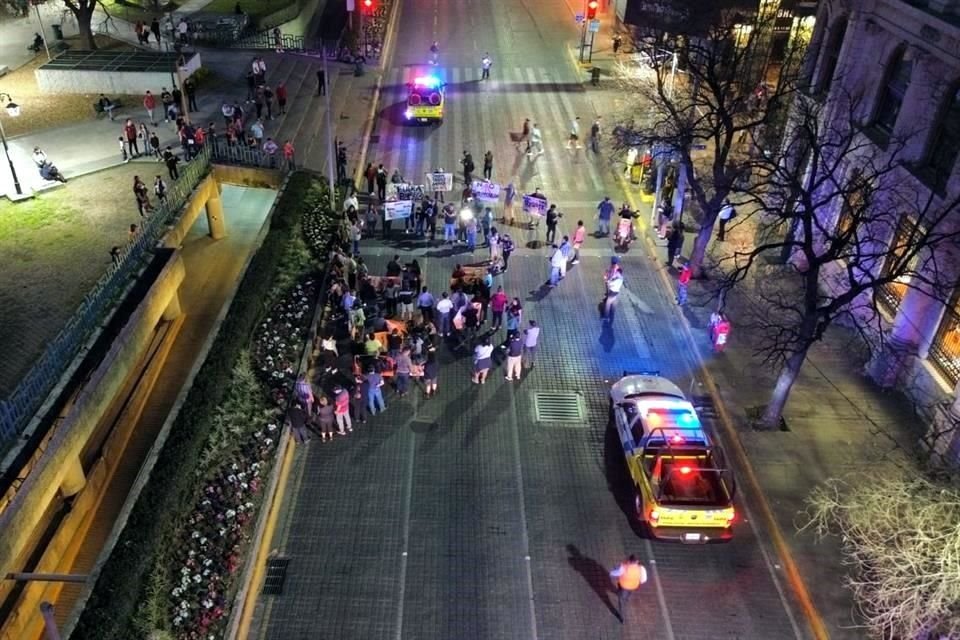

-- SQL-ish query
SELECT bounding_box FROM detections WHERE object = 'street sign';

[471,180,501,202]
[425,172,453,192]
[346,0,355,10]
[384,200,413,221]
[588,18,601,32]
[575,12,584,23]
[522,195,548,217]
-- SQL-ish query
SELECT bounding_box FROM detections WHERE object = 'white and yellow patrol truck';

[404,75,445,124]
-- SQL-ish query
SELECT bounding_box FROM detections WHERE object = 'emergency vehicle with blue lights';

[405,75,445,123]
[610,373,736,543]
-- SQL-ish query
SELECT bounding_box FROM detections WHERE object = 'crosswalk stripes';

[372,65,609,200]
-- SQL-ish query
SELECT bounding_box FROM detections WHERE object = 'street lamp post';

[0,92,23,196]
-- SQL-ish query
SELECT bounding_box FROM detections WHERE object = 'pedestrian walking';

[176,17,189,44]
[490,286,508,330]
[461,150,475,185]
[185,78,198,111]
[558,235,572,279]
[285,401,311,444]
[528,124,544,158]
[481,52,492,79]
[172,85,183,115]
[523,320,540,368]
[163,147,180,180]
[472,337,494,384]
[365,368,386,414]
[677,262,691,305]
[376,164,388,200]
[154,175,168,205]
[417,286,436,323]
[572,220,586,263]
[717,200,735,241]
[395,347,413,395]
[276,81,288,114]
[481,149,494,179]
[118,136,128,163]
[710,309,731,352]
[160,87,173,122]
[596,196,614,236]
[295,373,315,413]
[422,346,439,397]
[336,144,348,182]
[143,90,156,125]
[503,182,516,225]
[316,68,326,95]
[316,395,337,439]
[334,385,353,434]
[148,129,161,161]
[612,33,623,54]
[150,17,161,44]
[123,118,139,157]
[610,555,648,622]
[566,116,581,149]
[263,84,274,119]
[501,234,515,271]
[263,137,279,166]
[283,140,296,170]
[666,221,685,267]
[364,163,376,195]
[352,375,369,424]
[245,70,256,101]
[254,85,265,119]
[545,205,562,244]
[590,116,602,154]
[603,257,624,321]
[504,331,523,381]
[253,56,267,84]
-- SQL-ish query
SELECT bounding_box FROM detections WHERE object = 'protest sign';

[389,183,426,201]
[425,172,454,192]
[522,195,549,217]
[384,200,413,221]
[471,180,501,202]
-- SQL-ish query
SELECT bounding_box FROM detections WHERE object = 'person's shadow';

[566,544,618,618]
[599,319,615,352]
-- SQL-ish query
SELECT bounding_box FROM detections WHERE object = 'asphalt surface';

[256,0,810,637]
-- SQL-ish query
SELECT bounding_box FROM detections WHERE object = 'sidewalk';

[660,213,920,638]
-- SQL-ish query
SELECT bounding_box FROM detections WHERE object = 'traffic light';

[362,0,373,12]
[586,0,598,19]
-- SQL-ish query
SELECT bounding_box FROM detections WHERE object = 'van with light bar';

[405,74,445,124]
[610,373,736,543]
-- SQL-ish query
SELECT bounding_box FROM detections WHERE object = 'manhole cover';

[534,392,584,425]
[262,556,290,595]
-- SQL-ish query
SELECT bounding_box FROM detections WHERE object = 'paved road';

[256,0,810,637]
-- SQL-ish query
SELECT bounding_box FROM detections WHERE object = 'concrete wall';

[0,251,185,593]
[34,53,202,95]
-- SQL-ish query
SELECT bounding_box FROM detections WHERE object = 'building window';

[836,169,868,238]
[874,47,913,136]
[877,216,919,314]
[816,18,846,93]
[926,84,960,192]
[929,289,960,386]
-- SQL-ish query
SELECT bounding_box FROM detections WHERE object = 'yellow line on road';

[616,173,830,640]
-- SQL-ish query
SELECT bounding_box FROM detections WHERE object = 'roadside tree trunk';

[64,0,99,50]
[687,220,714,278]
[760,321,817,429]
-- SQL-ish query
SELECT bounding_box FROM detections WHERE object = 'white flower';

[246,501,254,508]
[191,531,201,539]
[203,598,214,609]
[182,566,191,575]
[203,558,213,567]
[226,509,237,519]
[193,574,202,583]
[265,438,273,446]
[267,423,277,432]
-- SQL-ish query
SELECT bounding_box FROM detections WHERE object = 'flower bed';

[74,173,339,640]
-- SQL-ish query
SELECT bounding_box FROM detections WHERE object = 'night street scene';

[3,0,960,638]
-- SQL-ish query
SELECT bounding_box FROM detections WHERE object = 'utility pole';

[321,48,337,209]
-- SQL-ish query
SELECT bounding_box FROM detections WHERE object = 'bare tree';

[63,0,101,49]
[717,91,960,429]
[609,3,807,277]
[802,473,960,639]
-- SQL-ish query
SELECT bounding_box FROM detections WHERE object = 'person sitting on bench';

[98,94,116,120]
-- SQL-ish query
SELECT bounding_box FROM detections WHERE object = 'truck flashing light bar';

[413,75,442,89]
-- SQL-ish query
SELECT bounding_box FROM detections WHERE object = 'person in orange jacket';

[677,262,691,305]
[609,554,648,622]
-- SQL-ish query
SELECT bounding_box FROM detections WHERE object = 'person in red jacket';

[143,90,156,125]
[489,285,509,331]
[710,310,731,352]
[276,81,288,114]
[677,262,691,305]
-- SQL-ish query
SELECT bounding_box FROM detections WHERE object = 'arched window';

[874,47,913,136]
[926,83,960,191]
[816,18,847,93]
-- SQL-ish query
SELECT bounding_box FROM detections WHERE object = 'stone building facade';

[803,0,960,459]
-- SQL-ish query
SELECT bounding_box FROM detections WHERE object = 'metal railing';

[210,139,293,172]
[0,146,213,445]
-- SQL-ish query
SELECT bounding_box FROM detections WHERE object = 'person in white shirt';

[528,124,543,158]
[472,337,495,384]
[343,192,359,213]
[603,257,624,321]
[548,244,566,287]
[566,116,581,149]
[481,53,492,80]
[436,292,455,336]
[717,200,735,241]
[523,320,540,369]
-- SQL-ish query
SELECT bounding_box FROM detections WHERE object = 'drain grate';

[262,556,290,595]
[534,392,585,425]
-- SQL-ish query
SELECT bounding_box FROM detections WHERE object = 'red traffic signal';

[586,0,598,19]
[362,0,373,11]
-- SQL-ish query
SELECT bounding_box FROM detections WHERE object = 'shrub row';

[73,172,333,640]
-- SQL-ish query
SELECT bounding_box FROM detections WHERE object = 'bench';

[92,99,122,119]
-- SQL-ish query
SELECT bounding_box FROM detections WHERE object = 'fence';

[210,139,297,172]
[0,145,213,446]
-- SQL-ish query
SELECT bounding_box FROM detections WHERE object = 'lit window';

[874,47,913,136]
[877,216,919,314]
[926,84,960,192]
[929,290,960,385]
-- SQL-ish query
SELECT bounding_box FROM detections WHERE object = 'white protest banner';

[471,180,501,202]
[522,195,549,217]
[389,183,426,201]
[384,200,413,221]
[425,171,454,192]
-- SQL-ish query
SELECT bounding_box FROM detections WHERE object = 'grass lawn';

[100,0,179,24]
[0,164,146,396]
[203,0,296,19]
